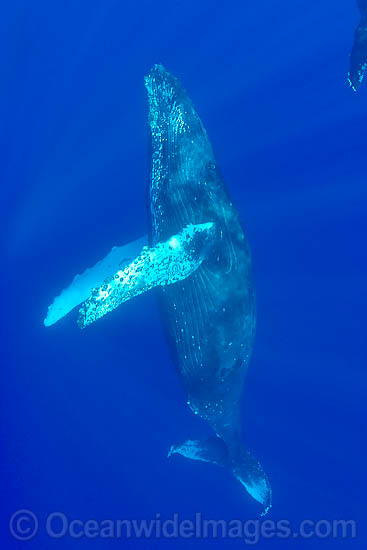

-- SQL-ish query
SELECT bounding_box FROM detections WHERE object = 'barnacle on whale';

[78,223,216,329]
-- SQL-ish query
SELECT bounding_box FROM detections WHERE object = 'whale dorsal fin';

[77,222,216,329]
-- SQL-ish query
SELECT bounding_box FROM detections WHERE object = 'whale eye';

[208,162,216,171]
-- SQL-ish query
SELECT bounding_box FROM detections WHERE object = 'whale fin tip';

[232,448,272,514]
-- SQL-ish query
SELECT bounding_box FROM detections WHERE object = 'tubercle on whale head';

[144,64,180,113]
[144,64,176,94]
[145,64,218,228]
[144,64,199,150]
[144,64,204,138]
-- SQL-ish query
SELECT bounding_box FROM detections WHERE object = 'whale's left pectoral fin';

[169,437,272,516]
[78,222,216,329]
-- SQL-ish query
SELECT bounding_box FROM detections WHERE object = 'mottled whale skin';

[349,0,367,91]
[44,65,272,514]
[145,65,271,513]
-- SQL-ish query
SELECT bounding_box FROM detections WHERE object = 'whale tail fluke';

[230,446,272,516]
[168,437,229,466]
[168,437,272,516]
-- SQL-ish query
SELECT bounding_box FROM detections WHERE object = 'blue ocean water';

[1,0,366,548]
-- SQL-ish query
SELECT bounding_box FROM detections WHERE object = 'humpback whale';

[348,0,367,91]
[45,65,272,515]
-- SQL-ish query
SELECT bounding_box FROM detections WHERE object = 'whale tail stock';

[168,436,272,516]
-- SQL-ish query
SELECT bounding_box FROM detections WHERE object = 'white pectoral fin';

[44,236,147,327]
[78,222,216,329]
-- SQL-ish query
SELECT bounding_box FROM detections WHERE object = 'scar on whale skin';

[348,0,367,91]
